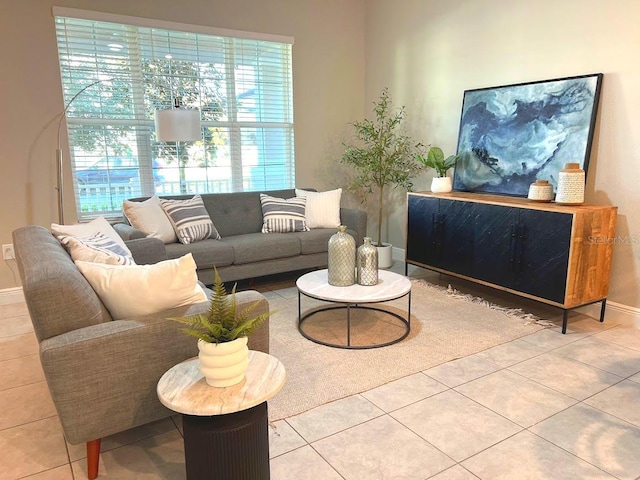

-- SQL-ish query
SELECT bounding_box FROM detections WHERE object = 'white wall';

[0,0,365,289]
[3,0,637,309]
[365,0,640,307]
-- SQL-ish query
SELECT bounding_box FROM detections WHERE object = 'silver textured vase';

[328,225,355,286]
[357,237,378,285]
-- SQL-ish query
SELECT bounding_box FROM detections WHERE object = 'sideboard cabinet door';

[472,203,519,288]
[472,204,572,303]
[407,196,473,275]
[514,209,572,303]
[438,199,474,276]
[406,195,439,267]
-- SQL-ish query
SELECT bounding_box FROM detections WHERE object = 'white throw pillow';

[295,188,342,229]
[123,196,177,244]
[59,232,136,265]
[52,216,130,250]
[75,253,207,320]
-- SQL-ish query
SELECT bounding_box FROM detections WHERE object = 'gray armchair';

[12,225,270,479]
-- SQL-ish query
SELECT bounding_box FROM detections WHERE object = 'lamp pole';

[55,79,201,224]
[56,79,105,225]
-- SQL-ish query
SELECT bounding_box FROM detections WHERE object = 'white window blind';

[54,11,294,219]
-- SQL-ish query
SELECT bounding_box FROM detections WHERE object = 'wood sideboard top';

[409,191,617,214]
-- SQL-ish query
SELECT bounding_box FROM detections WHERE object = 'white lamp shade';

[154,108,201,142]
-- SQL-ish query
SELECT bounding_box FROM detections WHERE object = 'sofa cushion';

[123,195,177,244]
[222,233,301,264]
[260,194,309,233]
[290,228,335,255]
[160,195,221,244]
[76,253,207,320]
[295,188,342,229]
[164,239,234,270]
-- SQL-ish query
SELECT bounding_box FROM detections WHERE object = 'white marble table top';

[296,269,411,303]
[156,350,286,416]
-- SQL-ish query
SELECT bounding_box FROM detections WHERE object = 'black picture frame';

[452,73,603,197]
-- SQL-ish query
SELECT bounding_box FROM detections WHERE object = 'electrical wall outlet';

[2,244,15,260]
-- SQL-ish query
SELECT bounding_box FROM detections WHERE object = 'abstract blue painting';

[453,74,603,196]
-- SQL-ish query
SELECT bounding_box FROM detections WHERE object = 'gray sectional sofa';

[114,188,367,285]
[12,224,270,479]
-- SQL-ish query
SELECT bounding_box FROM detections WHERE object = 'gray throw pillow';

[160,194,221,244]
[260,194,309,233]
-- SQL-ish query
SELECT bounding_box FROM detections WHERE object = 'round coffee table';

[297,269,411,349]
[157,351,285,479]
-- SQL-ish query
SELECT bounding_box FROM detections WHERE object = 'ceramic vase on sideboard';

[431,176,452,193]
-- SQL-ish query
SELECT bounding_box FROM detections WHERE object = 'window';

[54,9,294,220]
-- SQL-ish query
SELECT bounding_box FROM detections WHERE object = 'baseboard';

[392,245,405,262]
[577,301,640,329]
[0,287,24,305]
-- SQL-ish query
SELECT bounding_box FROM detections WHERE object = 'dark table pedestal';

[183,402,269,480]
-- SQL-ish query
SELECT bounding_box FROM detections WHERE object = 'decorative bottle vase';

[527,179,554,202]
[431,176,452,193]
[357,237,378,286]
[555,163,585,205]
[197,337,249,387]
[328,225,355,286]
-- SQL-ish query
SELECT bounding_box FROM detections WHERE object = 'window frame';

[53,7,295,220]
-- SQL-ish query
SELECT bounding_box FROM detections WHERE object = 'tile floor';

[1,263,640,479]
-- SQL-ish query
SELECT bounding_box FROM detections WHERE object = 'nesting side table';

[157,351,285,480]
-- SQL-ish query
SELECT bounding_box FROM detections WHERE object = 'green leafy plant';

[170,269,271,344]
[341,87,421,246]
[416,146,459,177]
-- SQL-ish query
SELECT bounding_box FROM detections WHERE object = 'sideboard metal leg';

[599,299,607,323]
[562,310,569,334]
[404,262,408,276]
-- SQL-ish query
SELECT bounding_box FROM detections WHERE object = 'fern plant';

[416,146,459,177]
[170,269,271,344]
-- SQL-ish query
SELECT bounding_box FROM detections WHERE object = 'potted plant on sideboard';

[341,87,421,268]
[416,146,459,193]
[170,269,271,387]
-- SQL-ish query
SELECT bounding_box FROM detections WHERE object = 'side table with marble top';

[157,350,285,480]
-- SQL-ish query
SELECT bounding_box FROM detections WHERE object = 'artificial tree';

[341,88,420,249]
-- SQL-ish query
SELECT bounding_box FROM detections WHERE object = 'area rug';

[267,279,547,421]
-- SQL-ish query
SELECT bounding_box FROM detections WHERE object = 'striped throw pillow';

[59,232,136,265]
[260,194,310,233]
[160,195,221,244]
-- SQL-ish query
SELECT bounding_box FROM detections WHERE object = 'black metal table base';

[182,402,269,480]
[298,290,411,349]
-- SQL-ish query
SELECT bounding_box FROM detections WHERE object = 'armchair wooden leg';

[87,439,101,479]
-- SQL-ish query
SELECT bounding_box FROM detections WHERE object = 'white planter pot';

[197,337,249,387]
[431,176,452,193]
[375,243,393,269]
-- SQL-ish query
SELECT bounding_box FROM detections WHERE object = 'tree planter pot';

[431,176,452,193]
[197,337,249,387]
[375,243,393,269]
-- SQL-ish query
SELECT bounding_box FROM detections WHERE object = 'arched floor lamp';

[56,84,201,224]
